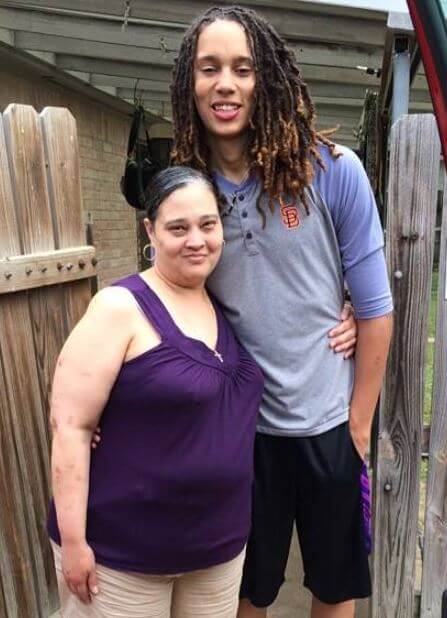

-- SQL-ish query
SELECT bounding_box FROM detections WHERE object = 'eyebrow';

[195,55,253,64]
[165,214,219,225]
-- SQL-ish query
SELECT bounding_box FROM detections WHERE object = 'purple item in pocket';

[360,463,372,554]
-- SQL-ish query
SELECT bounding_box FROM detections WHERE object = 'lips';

[183,254,208,263]
[211,102,241,121]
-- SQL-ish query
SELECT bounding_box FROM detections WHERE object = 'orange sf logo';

[279,197,300,229]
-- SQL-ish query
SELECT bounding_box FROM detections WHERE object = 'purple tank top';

[48,274,264,573]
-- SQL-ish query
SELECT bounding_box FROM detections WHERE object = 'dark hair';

[170,5,340,225]
[145,166,217,222]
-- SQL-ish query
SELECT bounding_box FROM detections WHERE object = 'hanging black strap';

[121,97,159,210]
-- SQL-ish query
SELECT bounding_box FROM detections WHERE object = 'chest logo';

[279,197,300,229]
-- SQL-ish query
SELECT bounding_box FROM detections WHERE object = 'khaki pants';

[52,542,245,618]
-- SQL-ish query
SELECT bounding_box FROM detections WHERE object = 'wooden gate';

[371,113,447,618]
[0,104,97,617]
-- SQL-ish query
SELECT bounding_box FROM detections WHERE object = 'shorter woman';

[48,167,264,617]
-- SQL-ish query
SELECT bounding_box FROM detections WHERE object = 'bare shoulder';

[86,285,139,325]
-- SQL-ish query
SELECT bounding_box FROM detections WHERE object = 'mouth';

[211,103,241,111]
[210,103,242,121]
[183,254,208,262]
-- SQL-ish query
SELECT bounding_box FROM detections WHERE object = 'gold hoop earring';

[142,244,155,263]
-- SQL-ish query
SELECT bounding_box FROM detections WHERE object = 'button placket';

[234,192,258,255]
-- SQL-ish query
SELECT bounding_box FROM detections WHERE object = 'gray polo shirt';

[207,144,392,437]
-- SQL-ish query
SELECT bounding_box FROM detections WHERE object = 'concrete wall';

[0,63,138,288]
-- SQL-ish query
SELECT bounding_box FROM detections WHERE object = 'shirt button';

[246,231,253,240]
[242,211,248,218]
[238,194,245,201]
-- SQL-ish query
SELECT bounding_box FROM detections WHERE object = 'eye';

[236,66,252,76]
[169,225,187,234]
[201,66,217,74]
[202,220,217,229]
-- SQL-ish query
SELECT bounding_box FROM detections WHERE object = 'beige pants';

[52,542,245,618]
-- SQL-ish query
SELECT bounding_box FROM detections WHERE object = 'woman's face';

[145,182,223,287]
[193,19,256,143]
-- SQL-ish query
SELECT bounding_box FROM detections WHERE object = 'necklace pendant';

[214,350,224,363]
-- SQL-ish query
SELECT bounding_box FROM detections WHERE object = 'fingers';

[329,319,356,339]
[329,328,356,347]
[64,575,91,605]
[342,302,353,317]
[75,580,91,605]
[331,338,356,354]
[91,427,101,450]
[340,303,352,321]
[91,434,101,449]
[88,569,99,597]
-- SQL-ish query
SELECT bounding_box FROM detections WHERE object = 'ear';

[143,218,155,243]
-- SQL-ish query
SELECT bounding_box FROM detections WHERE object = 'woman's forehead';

[195,19,251,57]
[158,184,218,218]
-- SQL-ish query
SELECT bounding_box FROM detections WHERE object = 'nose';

[215,67,236,94]
[185,227,206,249]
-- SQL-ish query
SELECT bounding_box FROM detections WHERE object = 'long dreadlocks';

[170,5,340,224]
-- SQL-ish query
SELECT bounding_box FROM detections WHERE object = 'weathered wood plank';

[2,104,53,254]
[40,107,93,328]
[0,246,97,294]
[0,115,20,258]
[0,294,55,617]
[420,170,447,618]
[41,108,84,249]
[371,115,440,618]
[0,345,37,618]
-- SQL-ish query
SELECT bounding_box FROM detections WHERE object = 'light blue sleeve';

[313,144,393,318]
[345,250,394,319]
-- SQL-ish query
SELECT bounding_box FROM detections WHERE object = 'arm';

[349,314,393,459]
[50,287,134,603]
[315,146,393,452]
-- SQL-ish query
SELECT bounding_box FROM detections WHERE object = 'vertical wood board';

[0,116,20,257]
[420,170,447,618]
[2,104,53,254]
[371,115,440,618]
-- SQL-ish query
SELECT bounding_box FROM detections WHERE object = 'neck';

[143,266,207,298]
[208,134,249,185]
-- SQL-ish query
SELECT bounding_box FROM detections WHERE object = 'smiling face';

[145,181,223,288]
[193,19,256,143]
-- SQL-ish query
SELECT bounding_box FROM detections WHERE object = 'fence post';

[420,168,447,618]
[371,114,440,618]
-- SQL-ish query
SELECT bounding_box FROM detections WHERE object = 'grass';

[423,269,438,426]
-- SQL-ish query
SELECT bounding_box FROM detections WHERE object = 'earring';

[143,244,155,263]
[222,239,226,246]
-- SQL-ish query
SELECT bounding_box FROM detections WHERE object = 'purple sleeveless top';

[48,274,264,574]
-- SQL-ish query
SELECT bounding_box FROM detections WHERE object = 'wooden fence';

[0,104,96,617]
[371,113,446,618]
[1,107,446,618]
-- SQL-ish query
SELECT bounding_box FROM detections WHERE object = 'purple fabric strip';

[360,463,372,554]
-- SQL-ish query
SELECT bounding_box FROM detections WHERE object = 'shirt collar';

[212,169,258,195]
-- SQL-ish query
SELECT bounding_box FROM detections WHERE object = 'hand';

[328,303,357,359]
[349,422,369,462]
[61,540,99,604]
[91,426,101,450]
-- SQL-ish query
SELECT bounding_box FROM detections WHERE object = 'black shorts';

[240,421,371,606]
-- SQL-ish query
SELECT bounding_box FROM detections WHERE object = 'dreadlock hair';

[170,5,341,226]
